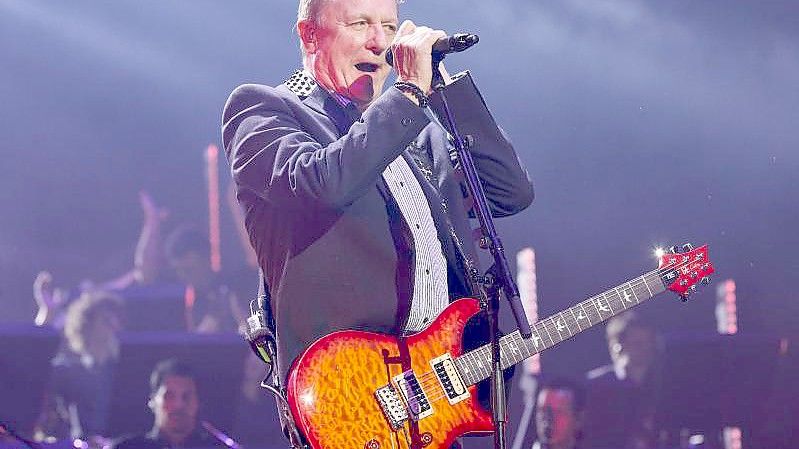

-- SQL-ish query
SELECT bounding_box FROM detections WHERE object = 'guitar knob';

[689,285,697,293]
[701,276,712,285]
[682,243,694,252]
[669,245,681,254]
[680,293,690,302]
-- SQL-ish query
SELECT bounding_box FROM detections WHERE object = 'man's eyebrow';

[345,12,370,21]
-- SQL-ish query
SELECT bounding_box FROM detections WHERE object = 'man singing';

[223,0,533,412]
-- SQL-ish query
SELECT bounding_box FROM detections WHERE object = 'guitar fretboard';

[454,270,666,386]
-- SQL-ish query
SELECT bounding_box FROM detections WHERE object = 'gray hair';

[297,0,403,25]
[297,0,326,26]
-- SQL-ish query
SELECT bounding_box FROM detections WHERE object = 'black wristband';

[394,81,429,108]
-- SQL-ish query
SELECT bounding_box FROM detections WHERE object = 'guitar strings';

[409,274,665,404]
[408,276,655,405]
[412,273,657,390]
[398,256,701,405]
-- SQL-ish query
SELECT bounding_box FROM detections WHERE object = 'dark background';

[1,0,797,447]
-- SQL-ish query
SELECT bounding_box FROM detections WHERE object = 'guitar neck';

[455,270,667,387]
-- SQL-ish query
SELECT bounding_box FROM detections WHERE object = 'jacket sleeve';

[222,84,430,212]
[429,71,534,217]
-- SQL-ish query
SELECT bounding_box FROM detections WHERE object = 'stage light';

[654,247,666,259]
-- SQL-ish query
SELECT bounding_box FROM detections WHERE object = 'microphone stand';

[430,61,532,449]
[201,420,244,449]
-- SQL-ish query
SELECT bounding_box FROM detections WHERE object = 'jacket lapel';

[301,83,359,137]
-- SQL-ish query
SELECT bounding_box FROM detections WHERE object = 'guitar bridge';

[375,385,408,430]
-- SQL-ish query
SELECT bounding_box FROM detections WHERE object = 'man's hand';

[139,190,168,224]
[390,20,447,95]
[33,271,67,326]
[135,190,168,284]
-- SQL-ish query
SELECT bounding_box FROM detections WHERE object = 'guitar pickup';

[393,370,433,421]
[430,354,469,404]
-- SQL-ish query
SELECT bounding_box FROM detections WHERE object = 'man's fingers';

[398,27,447,52]
[390,23,448,94]
[395,20,416,39]
[35,271,53,285]
[412,29,446,54]
[427,30,448,47]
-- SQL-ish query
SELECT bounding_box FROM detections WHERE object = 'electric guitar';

[286,244,715,449]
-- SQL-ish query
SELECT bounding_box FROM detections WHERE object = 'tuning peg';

[682,243,694,252]
[669,245,681,254]
[701,276,712,285]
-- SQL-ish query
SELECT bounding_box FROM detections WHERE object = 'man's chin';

[348,74,382,107]
[166,417,193,432]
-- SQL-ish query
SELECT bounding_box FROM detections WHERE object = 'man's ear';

[297,20,318,54]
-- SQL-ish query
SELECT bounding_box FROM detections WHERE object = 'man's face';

[150,375,199,435]
[86,306,122,353]
[303,0,398,109]
[536,388,580,447]
[170,252,210,288]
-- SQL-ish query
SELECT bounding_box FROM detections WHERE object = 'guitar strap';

[256,268,275,335]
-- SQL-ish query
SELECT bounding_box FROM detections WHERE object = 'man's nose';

[365,24,389,54]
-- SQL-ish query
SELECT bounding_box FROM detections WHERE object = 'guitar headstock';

[657,243,715,300]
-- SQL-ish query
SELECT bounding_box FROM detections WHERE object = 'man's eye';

[384,24,398,33]
[350,20,368,29]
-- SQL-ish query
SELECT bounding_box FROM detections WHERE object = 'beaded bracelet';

[394,81,429,108]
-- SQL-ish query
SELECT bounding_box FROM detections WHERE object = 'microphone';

[386,32,479,66]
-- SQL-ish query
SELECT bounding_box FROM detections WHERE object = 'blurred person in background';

[532,378,586,449]
[33,190,249,334]
[112,359,226,449]
[32,191,166,329]
[163,226,247,334]
[582,312,661,449]
[34,291,124,444]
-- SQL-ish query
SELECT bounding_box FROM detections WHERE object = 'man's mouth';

[354,62,379,73]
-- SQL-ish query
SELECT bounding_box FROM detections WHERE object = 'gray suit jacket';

[222,71,533,379]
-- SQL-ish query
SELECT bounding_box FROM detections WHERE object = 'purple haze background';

[0,0,797,432]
